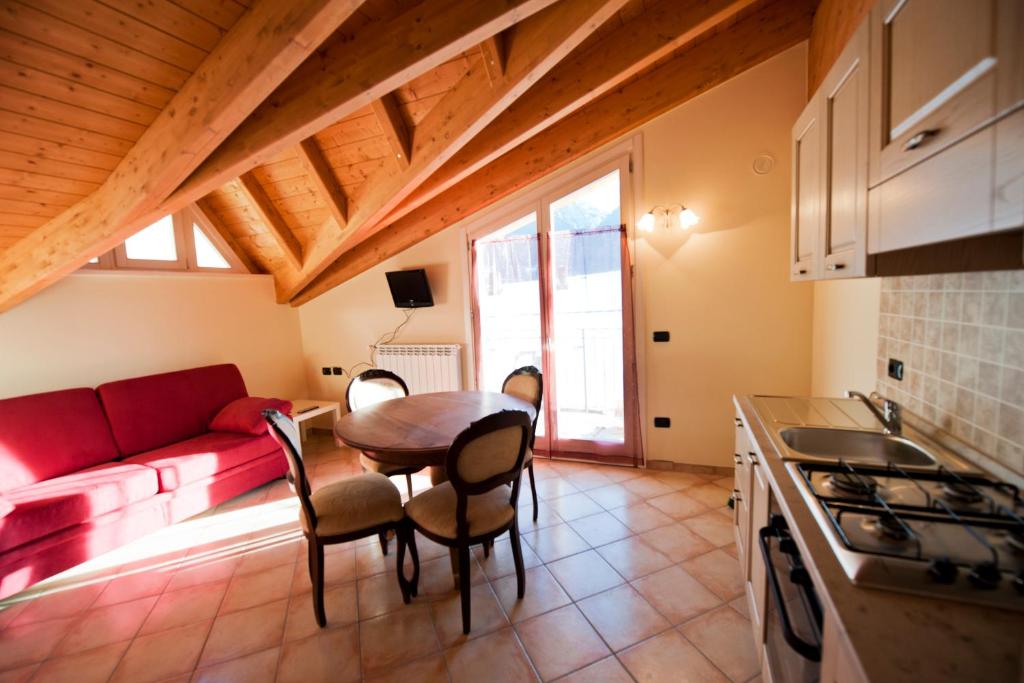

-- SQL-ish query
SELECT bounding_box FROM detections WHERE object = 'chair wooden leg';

[528,462,539,522]
[458,544,472,634]
[405,473,414,498]
[378,530,389,556]
[396,525,411,604]
[308,537,326,627]
[509,521,526,600]
[482,540,491,558]
[407,526,420,597]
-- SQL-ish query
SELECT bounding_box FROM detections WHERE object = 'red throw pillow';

[0,494,13,519]
[209,397,292,436]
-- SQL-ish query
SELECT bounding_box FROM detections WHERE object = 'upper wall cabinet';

[791,21,870,281]
[867,0,1024,253]
[792,0,1024,279]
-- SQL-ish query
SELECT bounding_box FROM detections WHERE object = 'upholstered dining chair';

[263,409,417,627]
[346,368,424,498]
[501,366,543,521]
[404,409,532,634]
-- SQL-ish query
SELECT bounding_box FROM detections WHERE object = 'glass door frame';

[467,152,641,465]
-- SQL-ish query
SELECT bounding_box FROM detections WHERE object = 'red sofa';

[0,364,289,600]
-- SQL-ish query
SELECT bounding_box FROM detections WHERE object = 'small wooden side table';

[290,399,341,455]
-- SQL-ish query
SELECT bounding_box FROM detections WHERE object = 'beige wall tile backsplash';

[876,270,1024,477]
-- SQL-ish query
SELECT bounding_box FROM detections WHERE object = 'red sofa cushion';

[123,431,281,492]
[0,388,120,492]
[209,397,293,436]
[97,364,248,456]
[0,462,158,553]
[0,494,12,519]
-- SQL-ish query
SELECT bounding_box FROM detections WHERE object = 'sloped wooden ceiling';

[0,0,818,312]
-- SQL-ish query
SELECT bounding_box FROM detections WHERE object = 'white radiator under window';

[376,344,462,394]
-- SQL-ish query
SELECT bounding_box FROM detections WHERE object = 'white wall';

[297,227,471,404]
[295,45,814,469]
[0,273,307,400]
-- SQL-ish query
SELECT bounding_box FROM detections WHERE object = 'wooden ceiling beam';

[380,0,759,231]
[237,172,304,271]
[0,0,363,312]
[165,0,561,211]
[371,94,412,170]
[278,0,630,302]
[295,137,348,229]
[479,34,506,84]
[291,0,815,306]
[192,199,261,274]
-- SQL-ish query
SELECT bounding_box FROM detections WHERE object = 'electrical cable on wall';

[334,309,417,379]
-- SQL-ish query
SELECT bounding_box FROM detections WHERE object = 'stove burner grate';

[827,470,879,497]
[864,512,911,542]
[940,480,983,505]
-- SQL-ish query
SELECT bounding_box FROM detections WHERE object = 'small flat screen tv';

[386,268,434,308]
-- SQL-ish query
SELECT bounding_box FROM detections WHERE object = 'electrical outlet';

[331,367,342,376]
[888,358,904,381]
[321,367,331,376]
[654,417,671,428]
[653,331,670,342]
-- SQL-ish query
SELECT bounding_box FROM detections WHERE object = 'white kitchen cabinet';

[745,458,770,658]
[866,0,1024,252]
[790,20,870,280]
[733,411,752,578]
[790,97,822,281]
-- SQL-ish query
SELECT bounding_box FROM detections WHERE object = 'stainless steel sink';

[779,427,936,466]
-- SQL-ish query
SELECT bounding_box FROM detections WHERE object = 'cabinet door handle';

[734,417,743,428]
[903,128,940,151]
[748,452,759,465]
[826,262,845,271]
[733,489,742,503]
[797,268,807,275]
[734,453,742,465]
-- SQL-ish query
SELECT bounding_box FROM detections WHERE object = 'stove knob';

[927,557,958,584]
[1015,571,1024,595]
[967,562,1001,590]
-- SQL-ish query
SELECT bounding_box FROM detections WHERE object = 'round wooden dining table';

[334,390,537,475]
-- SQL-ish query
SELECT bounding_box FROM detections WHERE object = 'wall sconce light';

[638,204,700,233]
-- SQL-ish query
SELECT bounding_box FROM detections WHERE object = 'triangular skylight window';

[192,223,230,268]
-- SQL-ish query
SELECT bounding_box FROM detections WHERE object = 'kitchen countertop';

[735,394,1024,683]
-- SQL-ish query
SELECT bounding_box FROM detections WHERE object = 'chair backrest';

[346,369,409,412]
[445,410,531,537]
[501,366,542,448]
[263,409,317,532]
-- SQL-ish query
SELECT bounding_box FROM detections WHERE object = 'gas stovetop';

[792,460,1024,611]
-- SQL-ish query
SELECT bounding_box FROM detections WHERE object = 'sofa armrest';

[0,493,13,519]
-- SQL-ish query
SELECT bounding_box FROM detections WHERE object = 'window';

[192,223,230,269]
[86,206,247,274]
[124,215,178,261]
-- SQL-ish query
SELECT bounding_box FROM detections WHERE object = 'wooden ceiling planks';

[272,0,632,302]
[0,0,245,254]
[0,0,823,311]
[291,0,817,305]
[0,0,365,311]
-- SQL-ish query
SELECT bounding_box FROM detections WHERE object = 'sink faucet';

[846,391,902,435]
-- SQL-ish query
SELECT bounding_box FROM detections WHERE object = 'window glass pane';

[124,215,177,261]
[549,170,620,233]
[193,224,230,268]
[548,170,624,443]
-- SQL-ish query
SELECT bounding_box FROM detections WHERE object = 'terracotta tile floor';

[0,435,758,682]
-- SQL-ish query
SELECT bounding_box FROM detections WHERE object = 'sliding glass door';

[471,161,639,463]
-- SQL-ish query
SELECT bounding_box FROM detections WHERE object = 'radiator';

[376,344,462,394]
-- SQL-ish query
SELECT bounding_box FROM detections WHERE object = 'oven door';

[759,509,823,683]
